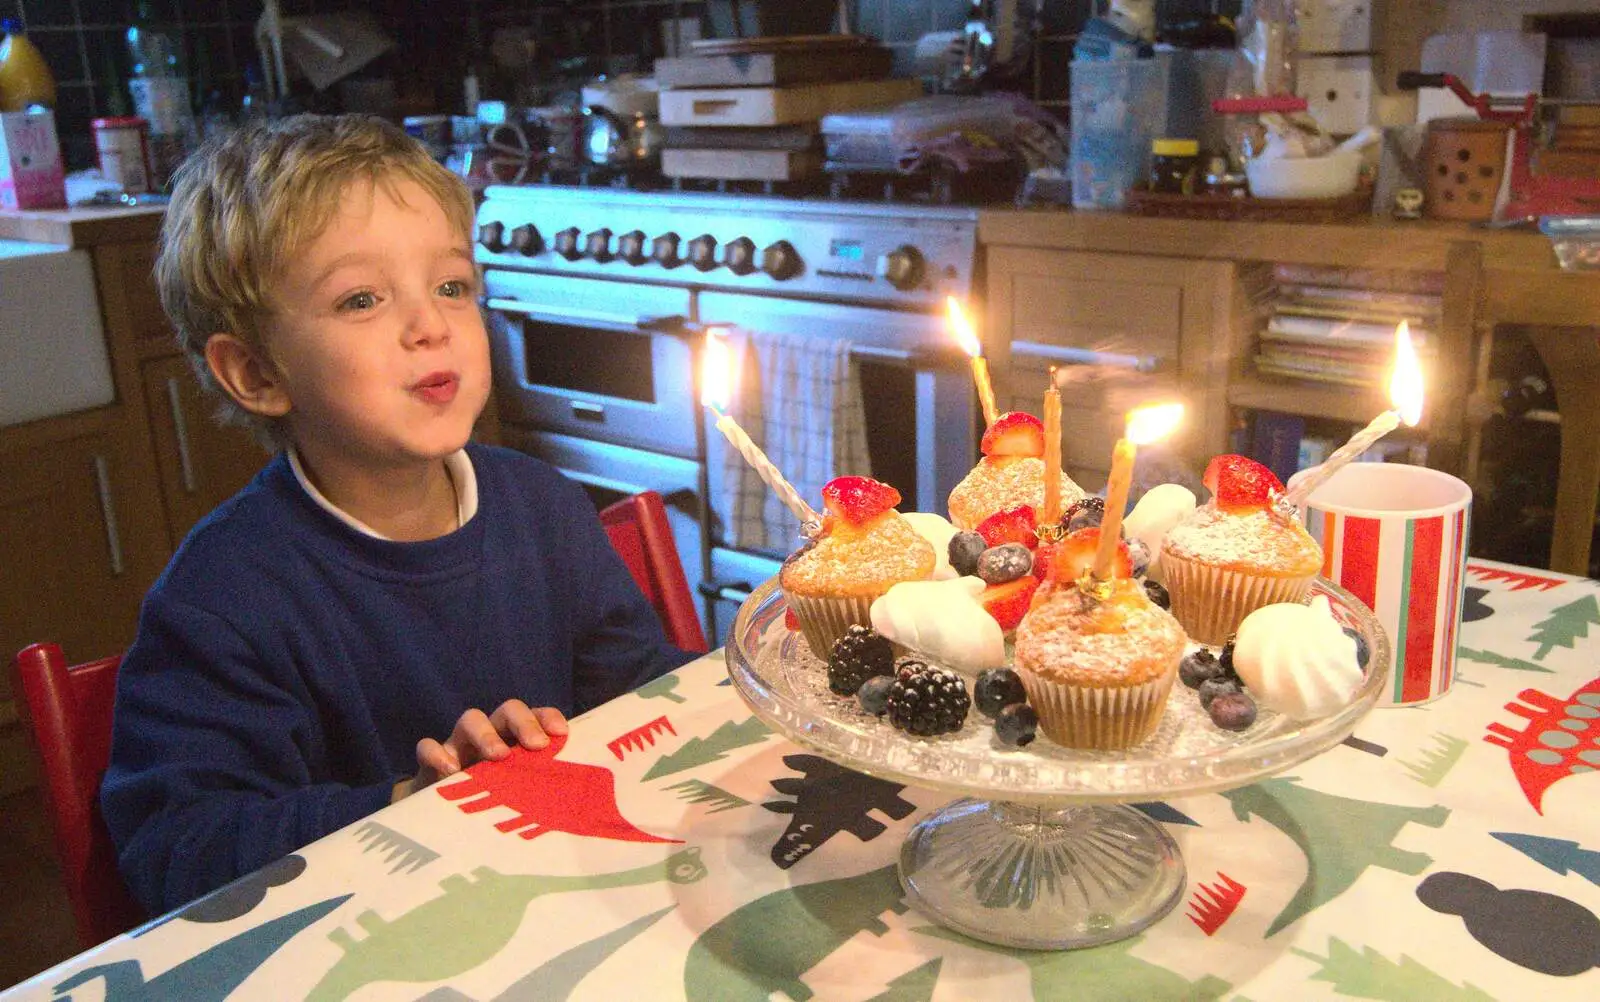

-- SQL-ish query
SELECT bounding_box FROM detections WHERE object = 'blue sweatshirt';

[101,444,694,916]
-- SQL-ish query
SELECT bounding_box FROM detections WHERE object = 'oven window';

[524,320,656,403]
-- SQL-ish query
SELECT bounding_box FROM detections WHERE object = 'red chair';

[9,644,144,949]
[599,491,708,653]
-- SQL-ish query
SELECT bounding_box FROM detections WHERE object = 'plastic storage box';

[1069,58,1171,210]
[1538,215,1600,271]
[821,95,1017,172]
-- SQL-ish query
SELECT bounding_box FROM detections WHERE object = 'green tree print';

[1525,594,1600,660]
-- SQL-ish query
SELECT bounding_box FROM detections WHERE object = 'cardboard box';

[0,110,67,211]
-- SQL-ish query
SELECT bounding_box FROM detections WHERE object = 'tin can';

[92,116,151,194]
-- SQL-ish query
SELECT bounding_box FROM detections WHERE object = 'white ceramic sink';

[0,239,114,427]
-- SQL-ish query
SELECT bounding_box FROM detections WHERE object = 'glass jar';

[1149,138,1201,195]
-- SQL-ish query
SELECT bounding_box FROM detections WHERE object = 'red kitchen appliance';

[1397,70,1600,221]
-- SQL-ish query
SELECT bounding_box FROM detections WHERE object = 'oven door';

[485,270,699,459]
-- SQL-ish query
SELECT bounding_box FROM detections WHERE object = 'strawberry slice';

[1032,541,1058,580]
[976,504,1039,550]
[981,575,1040,632]
[980,411,1045,458]
[1048,527,1132,581]
[784,608,800,631]
[821,476,901,526]
[1202,454,1284,512]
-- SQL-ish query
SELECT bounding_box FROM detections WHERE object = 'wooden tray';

[1123,185,1373,223]
[659,77,921,128]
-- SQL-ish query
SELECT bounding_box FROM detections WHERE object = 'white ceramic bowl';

[1245,152,1361,200]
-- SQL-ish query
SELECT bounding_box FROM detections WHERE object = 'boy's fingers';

[415,738,459,779]
[452,709,509,761]
[534,706,570,736]
[492,700,551,750]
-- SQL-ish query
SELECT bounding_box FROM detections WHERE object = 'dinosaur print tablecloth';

[7,559,1599,1001]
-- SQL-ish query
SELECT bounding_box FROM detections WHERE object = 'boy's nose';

[403,297,451,347]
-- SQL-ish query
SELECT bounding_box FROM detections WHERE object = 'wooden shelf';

[1227,376,1422,428]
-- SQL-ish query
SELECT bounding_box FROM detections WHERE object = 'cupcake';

[947,411,1084,531]
[1012,528,1186,749]
[1161,456,1323,646]
[780,476,937,658]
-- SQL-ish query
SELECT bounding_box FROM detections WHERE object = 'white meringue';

[1122,484,1197,583]
[870,577,1006,673]
[1231,596,1362,720]
[901,511,960,580]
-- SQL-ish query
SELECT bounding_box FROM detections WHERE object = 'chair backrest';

[599,491,709,654]
[9,643,144,949]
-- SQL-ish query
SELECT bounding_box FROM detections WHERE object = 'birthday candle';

[947,296,997,427]
[1092,403,1184,582]
[1042,367,1063,524]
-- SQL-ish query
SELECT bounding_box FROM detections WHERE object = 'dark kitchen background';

[6,0,1128,170]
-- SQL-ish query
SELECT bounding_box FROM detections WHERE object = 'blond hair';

[155,113,477,446]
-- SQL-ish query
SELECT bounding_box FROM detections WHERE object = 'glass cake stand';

[724,576,1391,951]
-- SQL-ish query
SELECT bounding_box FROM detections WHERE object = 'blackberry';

[1144,579,1171,610]
[826,625,895,696]
[885,660,971,737]
[1065,496,1106,532]
[974,667,1028,717]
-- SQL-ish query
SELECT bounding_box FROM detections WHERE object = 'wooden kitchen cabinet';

[984,246,1237,488]
[0,425,171,671]
[142,355,270,543]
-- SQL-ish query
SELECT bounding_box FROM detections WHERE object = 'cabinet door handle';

[1010,340,1164,373]
[166,377,198,493]
[93,454,125,577]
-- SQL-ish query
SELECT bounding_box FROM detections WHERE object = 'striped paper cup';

[1290,463,1471,707]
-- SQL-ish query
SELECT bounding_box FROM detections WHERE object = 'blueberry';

[977,543,1033,584]
[974,667,1028,717]
[1179,648,1223,689]
[1342,626,1371,670]
[1217,636,1238,676]
[1065,496,1106,533]
[1143,579,1170,610]
[1209,691,1258,731]
[994,703,1039,748]
[857,675,895,716]
[1125,537,1151,578]
[948,531,987,577]
[1198,676,1242,710]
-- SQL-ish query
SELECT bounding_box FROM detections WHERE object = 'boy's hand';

[393,700,569,802]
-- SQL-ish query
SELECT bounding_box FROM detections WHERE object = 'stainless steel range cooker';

[475,184,981,643]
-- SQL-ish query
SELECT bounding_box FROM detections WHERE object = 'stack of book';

[1254,264,1442,389]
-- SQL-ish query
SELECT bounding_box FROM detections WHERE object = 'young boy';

[101,114,696,917]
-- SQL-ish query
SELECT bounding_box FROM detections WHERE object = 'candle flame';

[701,327,734,413]
[1126,402,1184,445]
[946,296,981,358]
[1389,321,1424,426]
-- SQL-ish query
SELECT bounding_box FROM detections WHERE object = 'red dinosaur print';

[608,716,676,760]
[436,736,681,844]
[1485,676,1600,814]
[1467,564,1568,592]
[1188,872,1247,936]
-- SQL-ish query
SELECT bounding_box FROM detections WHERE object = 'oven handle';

[485,297,660,331]
[1011,340,1164,373]
[698,580,754,605]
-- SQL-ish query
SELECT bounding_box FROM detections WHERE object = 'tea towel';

[723,329,871,554]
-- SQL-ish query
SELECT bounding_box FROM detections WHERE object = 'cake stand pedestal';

[725,577,1389,952]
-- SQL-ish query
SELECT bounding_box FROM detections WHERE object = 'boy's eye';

[438,278,474,299]
[337,291,378,312]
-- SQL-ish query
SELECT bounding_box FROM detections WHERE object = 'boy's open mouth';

[411,371,459,404]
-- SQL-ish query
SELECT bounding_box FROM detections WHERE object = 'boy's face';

[257,177,489,471]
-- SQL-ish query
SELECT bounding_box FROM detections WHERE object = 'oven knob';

[688,234,719,272]
[761,240,801,281]
[652,233,682,268]
[477,220,506,253]
[554,226,582,261]
[509,223,542,256]
[585,228,614,263]
[877,244,926,291]
[617,229,647,265]
[723,237,757,275]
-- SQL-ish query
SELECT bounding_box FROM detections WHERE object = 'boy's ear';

[204,333,291,418]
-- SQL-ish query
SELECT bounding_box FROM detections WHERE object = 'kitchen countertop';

[0,205,163,248]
